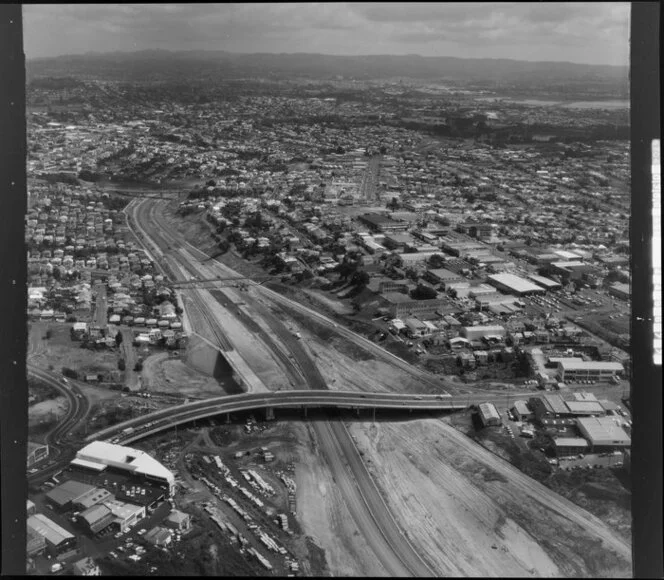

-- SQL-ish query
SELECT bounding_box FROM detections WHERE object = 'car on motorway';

[415,396,422,400]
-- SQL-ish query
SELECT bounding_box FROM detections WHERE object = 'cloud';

[22,2,629,65]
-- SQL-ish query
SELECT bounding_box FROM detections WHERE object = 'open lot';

[29,322,120,379]
[348,416,631,577]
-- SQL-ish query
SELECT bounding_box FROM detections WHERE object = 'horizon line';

[25,48,629,69]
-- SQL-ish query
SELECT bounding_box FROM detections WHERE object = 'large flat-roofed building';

[527,274,562,291]
[608,282,630,300]
[76,441,175,496]
[27,513,77,556]
[553,437,589,458]
[478,402,501,427]
[487,273,546,296]
[45,480,96,512]
[461,325,506,342]
[381,292,447,319]
[563,401,605,417]
[556,360,624,382]
[358,213,408,233]
[423,268,464,287]
[576,417,631,451]
[27,441,49,467]
[75,488,115,511]
[511,400,534,422]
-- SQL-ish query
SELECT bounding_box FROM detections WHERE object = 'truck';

[121,427,135,436]
[50,563,63,573]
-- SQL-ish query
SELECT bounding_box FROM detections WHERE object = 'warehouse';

[487,273,546,296]
[556,360,624,382]
[477,402,501,427]
[74,487,115,511]
[27,513,77,556]
[144,526,173,547]
[105,499,146,533]
[381,292,447,319]
[553,437,589,458]
[165,510,192,532]
[26,526,47,557]
[423,268,464,287]
[527,274,561,290]
[45,480,96,512]
[511,400,534,422]
[461,325,506,342]
[76,441,176,496]
[576,417,631,452]
[608,282,630,300]
[79,504,115,535]
[564,401,605,417]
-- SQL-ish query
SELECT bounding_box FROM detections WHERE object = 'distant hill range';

[27,49,628,94]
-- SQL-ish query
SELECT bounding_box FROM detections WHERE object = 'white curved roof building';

[76,441,175,496]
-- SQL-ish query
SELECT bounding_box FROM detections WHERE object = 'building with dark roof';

[45,480,96,511]
[358,213,408,233]
[79,504,114,535]
[27,513,77,556]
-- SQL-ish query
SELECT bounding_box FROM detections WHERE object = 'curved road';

[128,197,438,576]
[27,365,90,483]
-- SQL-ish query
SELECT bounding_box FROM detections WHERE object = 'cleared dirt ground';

[141,349,236,398]
[347,417,632,578]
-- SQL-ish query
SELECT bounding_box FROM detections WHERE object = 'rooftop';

[576,416,631,445]
[488,273,545,294]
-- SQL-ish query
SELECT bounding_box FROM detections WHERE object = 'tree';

[118,359,126,371]
[410,284,438,300]
[115,332,123,347]
[351,270,370,288]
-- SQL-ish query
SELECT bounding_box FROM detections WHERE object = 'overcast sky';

[23,3,630,66]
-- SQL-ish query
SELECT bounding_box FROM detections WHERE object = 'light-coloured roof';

[71,458,108,472]
[576,417,631,446]
[76,441,174,486]
[558,361,624,371]
[28,513,74,546]
[80,504,112,526]
[488,273,545,294]
[478,402,501,420]
[527,274,561,288]
[104,499,145,521]
[553,437,589,447]
[564,401,605,414]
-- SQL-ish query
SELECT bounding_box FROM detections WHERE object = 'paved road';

[92,283,108,328]
[27,365,90,484]
[130,197,437,576]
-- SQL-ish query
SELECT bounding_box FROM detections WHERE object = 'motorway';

[128,197,439,576]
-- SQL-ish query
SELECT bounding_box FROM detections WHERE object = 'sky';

[23,3,630,66]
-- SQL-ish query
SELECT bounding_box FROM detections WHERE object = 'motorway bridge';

[87,390,468,446]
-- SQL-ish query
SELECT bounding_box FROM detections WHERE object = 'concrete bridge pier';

[303,406,308,418]
[372,407,376,425]
[225,413,230,424]
[265,407,275,421]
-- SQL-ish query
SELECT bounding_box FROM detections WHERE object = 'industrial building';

[74,487,115,511]
[576,417,631,452]
[27,513,77,556]
[423,268,464,287]
[487,273,546,296]
[165,509,192,532]
[511,400,534,422]
[144,526,173,547]
[358,212,408,233]
[45,480,97,512]
[553,437,589,458]
[381,292,447,319]
[477,402,501,427]
[79,504,115,535]
[26,526,47,557]
[75,441,176,496]
[555,360,624,382]
[526,274,561,291]
[103,499,147,532]
[461,325,506,342]
[608,282,630,300]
